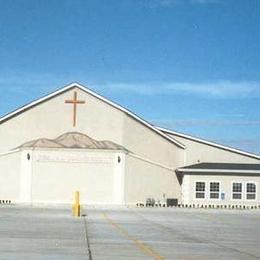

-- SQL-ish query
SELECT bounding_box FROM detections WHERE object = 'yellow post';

[73,191,81,217]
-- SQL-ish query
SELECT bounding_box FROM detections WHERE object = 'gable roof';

[177,162,260,174]
[157,126,260,160]
[0,82,185,149]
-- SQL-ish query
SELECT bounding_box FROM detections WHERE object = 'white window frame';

[231,182,243,200]
[194,181,206,200]
[245,181,257,201]
[209,181,221,200]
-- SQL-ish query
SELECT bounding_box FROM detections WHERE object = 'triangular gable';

[0,82,185,149]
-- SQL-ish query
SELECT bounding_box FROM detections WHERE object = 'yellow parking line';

[103,213,164,260]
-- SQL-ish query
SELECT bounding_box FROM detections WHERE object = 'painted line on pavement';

[103,212,164,260]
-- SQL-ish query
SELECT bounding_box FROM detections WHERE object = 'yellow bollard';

[73,191,81,217]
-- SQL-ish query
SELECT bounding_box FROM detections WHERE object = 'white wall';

[167,134,260,164]
[0,87,125,153]
[182,174,260,205]
[0,151,21,201]
[0,86,184,170]
[31,149,124,204]
[123,116,184,167]
[125,153,181,205]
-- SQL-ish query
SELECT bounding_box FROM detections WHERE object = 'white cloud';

[0,72,259,99]
[96,81,260,98]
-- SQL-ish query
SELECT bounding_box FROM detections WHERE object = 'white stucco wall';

[0,151,21,201]
[167,134,260,164]
[29,149,125,204]
[182,174,260,205]
[0,86,184,169]
[124,153,181,205]
[0,87,125,153]
[123,116,184,167]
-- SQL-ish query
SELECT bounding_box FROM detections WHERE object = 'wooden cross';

[65,91,85,127]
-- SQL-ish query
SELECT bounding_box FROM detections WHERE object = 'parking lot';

[0,206,259,259]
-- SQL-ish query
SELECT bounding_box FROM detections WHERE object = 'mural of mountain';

[18,132,127,150]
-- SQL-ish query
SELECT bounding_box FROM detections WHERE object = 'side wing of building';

[159,128,260,206]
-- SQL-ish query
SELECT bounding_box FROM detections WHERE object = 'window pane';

[210,193,219,199]
[196,192,205,199]
[233,183,242,192]
[247,183,256,193]
[247,194,256,200]
[232,193,242,199]
[210,182,219,192]
[196,182,205,192]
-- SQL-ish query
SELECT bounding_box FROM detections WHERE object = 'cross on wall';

[65,91,85,127]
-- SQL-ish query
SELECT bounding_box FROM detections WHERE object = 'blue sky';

[0,0,260,153]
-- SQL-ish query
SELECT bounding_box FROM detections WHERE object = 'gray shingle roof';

[179,162,260,171]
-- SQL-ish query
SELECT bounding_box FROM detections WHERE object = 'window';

[232,183,242,199]
[195,182,205,199]
[210,182,220,199]
[246,183,256,200]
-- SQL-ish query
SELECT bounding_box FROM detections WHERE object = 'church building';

[0,82,259,206]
